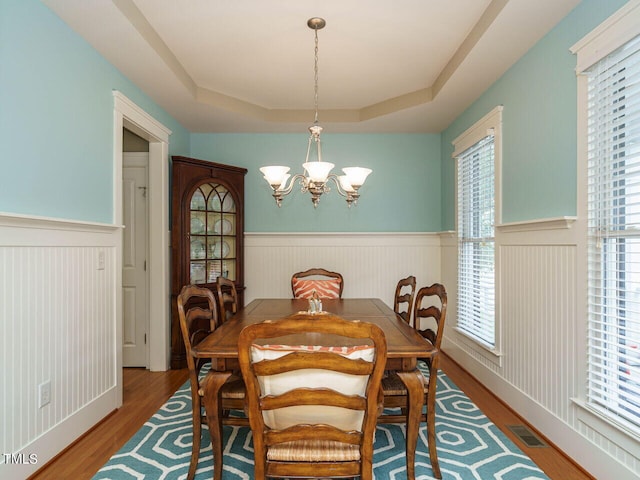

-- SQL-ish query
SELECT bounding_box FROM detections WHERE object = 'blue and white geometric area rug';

[94,365,550,480]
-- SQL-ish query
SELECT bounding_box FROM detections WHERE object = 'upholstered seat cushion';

[254,344,372,355]
[267,438,361,462]
[292,278,341,299]
[250,344,374,431]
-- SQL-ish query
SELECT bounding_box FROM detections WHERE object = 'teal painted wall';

[4,0,628,232]
[440,0,628,230]
[0,0,190,224]
[190,133,441,232]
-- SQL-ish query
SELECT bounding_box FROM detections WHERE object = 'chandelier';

[260,17,372,208]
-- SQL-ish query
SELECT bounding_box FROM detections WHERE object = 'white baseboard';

[1,387,119,479]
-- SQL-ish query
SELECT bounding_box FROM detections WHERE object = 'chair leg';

[202,370,233,480]
[396,369,424,480]
[187,398,201,480]
[426,370,441,479]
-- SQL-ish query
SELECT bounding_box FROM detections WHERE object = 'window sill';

[496,216,577,233]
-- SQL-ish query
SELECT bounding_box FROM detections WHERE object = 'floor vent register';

[506,425,548,448]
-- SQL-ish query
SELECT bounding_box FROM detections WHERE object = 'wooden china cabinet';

[170,155,247,369]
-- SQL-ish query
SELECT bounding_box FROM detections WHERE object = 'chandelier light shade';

[260,17,372,208]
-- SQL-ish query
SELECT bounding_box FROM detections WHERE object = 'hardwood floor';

[439,354,594,480]
[29,368,189,480]
[30,354,593,480]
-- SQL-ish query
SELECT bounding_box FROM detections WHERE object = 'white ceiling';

[42,0,580,133]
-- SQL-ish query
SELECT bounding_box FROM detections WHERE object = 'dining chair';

[378,283,447,479]
[177,285,247,480]
[215,276,238,323]
[393,275,417,325]
[238,314,387,480]
[291,267,344,299]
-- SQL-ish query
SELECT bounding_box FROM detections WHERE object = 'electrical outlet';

[97,250,105,270]
[38,381,51,408]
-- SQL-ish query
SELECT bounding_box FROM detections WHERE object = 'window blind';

[457,135,496,347]
[587,33,640,430]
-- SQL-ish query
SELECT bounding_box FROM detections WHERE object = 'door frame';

[113,92,172,386]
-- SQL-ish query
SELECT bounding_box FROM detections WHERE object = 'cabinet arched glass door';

[189,182,237,285]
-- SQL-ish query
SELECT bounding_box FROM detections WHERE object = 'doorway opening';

[113,91,172,406]
[122,135,149,367]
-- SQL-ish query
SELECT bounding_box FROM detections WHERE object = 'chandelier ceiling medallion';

[260,17,372,208]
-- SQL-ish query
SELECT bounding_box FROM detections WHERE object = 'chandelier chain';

[313,25,319,124]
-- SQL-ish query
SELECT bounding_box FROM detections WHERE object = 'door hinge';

[144,260,147,271]
[144,333,147,345]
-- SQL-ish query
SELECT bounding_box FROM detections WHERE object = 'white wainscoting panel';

[0,213,120,478]
[500,244,577,418]
[245,233,443,307]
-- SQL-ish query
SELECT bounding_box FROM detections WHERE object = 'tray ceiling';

[42,0,581,133]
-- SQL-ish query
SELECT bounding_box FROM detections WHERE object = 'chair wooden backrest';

[413,283,447,370]
[177,285,219,381]
[291,268,344,299]
[216,276,238,322]
[393,275,416,325]
[238,314,387,480]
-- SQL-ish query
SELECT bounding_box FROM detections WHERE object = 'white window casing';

[572,0,640,441]
[453,106,503,361]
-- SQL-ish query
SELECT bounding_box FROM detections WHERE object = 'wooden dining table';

[191,297,437,480]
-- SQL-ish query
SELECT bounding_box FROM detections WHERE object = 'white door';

[123,152,149,367]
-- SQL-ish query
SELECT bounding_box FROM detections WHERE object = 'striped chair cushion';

[254,344,372,355]
[250,343,374,431]
[292,278,341,299]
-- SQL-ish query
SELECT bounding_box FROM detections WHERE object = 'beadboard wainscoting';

[244,232,443,306]
[0,213,121,479]
[442,217,640,480]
